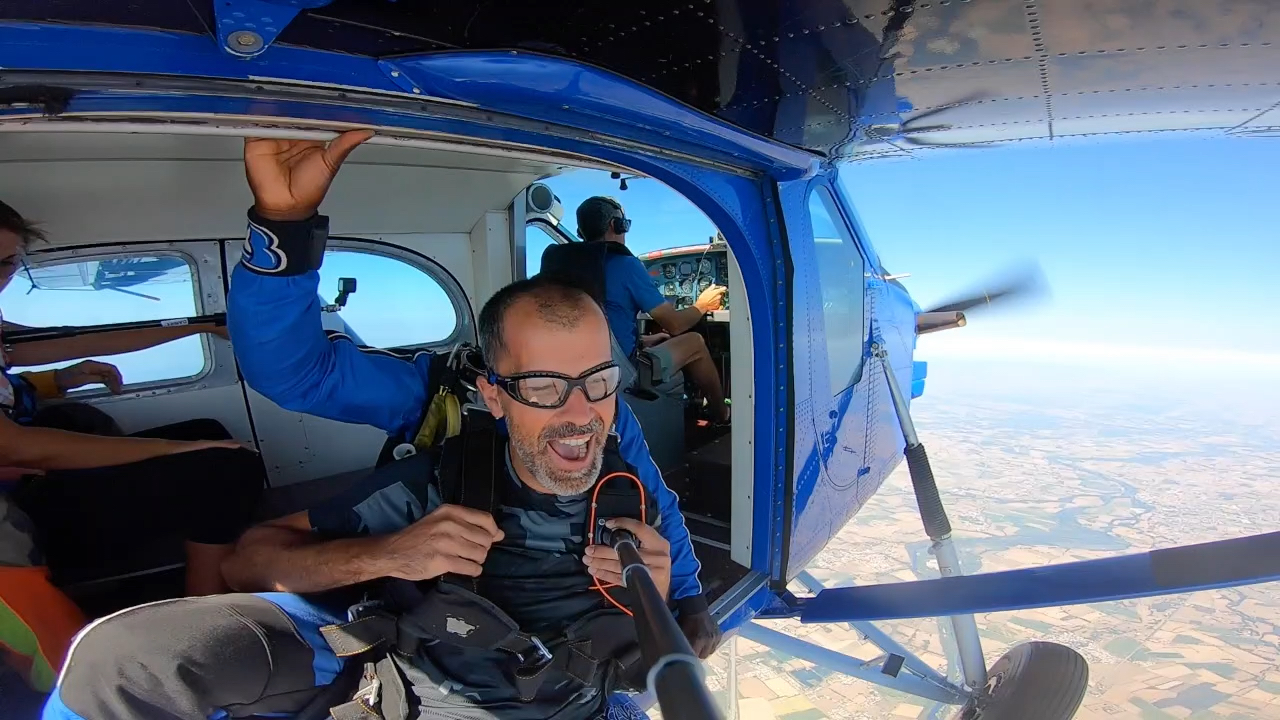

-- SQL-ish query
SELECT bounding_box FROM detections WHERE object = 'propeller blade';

[922,263,1047,315]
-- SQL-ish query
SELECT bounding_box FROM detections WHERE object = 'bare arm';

[222,505,504,594]
[0,412,233,470]
[6,324,224,367]
[647,285,726,336]
[648,303,706,336]
[221,512,398,593]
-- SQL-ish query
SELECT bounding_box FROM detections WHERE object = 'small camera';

[593,519,637,548]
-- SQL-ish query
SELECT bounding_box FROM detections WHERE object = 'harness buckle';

[524,635,553,665]
[346,600,385,623]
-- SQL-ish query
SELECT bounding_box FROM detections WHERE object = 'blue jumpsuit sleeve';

[613,400,707,614]
[228,262,434,439]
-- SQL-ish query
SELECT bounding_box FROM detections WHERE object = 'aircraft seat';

[539,241,687,470]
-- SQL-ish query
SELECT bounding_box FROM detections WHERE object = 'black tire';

[954,641,1088,720]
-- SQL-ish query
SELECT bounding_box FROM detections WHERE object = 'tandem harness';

[311,406,659,720]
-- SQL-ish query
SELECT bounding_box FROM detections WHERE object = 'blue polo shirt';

[602,253,666,358]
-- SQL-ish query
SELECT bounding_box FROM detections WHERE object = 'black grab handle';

[3,313,227,344]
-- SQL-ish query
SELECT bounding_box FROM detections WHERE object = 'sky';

[4,134,1277,397]
[542,135,1280,390]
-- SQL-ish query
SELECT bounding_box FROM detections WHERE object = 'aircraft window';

[0,253,206,386]
[320,248,459,349]
[806,187,868,394]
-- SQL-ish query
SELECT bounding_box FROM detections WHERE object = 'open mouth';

[547,435,592,465]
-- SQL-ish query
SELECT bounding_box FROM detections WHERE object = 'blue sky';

[543,136,1280,383]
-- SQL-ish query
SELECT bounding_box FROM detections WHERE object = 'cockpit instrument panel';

[642,249,729,312]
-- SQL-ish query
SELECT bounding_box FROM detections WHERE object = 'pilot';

[575,196,731,424]
[43,268,700,720]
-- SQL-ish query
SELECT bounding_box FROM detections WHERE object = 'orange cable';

[588,472,647,616]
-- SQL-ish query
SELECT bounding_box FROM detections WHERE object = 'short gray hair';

[477,275,598,368]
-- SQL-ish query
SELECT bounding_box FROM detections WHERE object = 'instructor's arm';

[228,130,434,437]
[222,460,503,593]
[221,507,502,593]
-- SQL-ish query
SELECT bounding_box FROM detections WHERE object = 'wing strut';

[871,341,988,691]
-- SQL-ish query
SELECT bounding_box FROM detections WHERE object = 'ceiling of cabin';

[8,0,1280,162]
[0,133,567,244]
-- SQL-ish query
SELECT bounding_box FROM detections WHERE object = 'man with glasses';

[41,131,717,720]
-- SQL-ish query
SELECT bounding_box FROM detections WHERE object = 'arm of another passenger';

[5,323,225,368]
[612,400,708,616]
[229,264,432,438]
[222,454,503,593]
[0,411,239,470]
[228,129,433,439]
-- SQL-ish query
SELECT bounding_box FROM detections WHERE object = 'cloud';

[918,333,1280,371]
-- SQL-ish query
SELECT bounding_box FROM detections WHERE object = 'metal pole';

[612,529,724,720]
[738,623,969,705]
[794,572,970,697]
[872,343,988,690]
[3,313,227,344]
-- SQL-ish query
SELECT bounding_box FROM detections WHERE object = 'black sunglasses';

[488,361,622,409]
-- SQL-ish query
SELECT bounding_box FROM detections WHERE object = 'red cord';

[588,472,647,616]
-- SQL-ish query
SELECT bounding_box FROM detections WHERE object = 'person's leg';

[43,592,344,720]
[13,448,265,596]
[128,418,263,593]
[130,417,235,442]
[649,333,729,422]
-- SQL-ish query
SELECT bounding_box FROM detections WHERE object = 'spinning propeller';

[911,262,1047,335]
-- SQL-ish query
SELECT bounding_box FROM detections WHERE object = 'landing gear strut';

[872,343,1088,719]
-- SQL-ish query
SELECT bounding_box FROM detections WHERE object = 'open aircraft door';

[777,177,909,582]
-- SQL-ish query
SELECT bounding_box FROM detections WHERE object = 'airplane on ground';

[1,1,1278,718]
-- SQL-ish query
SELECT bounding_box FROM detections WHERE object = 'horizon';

[542,134,1280,395]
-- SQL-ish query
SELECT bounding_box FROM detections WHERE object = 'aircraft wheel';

[953,641,1088,720]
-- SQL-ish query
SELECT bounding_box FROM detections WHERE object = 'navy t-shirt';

[601,254,666,358]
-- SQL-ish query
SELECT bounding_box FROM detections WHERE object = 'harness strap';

[441,406,500,591]
[319,615,399,658]
[326,656,409,720]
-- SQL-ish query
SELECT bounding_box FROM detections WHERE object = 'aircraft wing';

[6,1,1275,162]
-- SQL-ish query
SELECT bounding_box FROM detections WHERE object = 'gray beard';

[509,416,607,496]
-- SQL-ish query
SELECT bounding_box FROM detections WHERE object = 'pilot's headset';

[577,196,632,241]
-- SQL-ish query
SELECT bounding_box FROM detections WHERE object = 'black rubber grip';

[905,443,952,539]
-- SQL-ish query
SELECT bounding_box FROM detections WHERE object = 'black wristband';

[240,207,330,276]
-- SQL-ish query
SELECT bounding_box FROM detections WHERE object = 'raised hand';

[244,129,375,222]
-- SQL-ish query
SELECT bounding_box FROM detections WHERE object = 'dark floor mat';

[691,535,749,604]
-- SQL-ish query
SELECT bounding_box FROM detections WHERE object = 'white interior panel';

[728,247,755,566]
[87,382,256,442]
[468,210,513,309]
[0,132,562,247]
[244,386,390,487]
